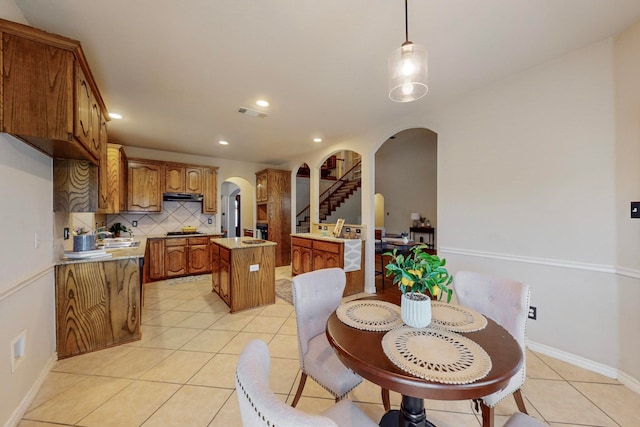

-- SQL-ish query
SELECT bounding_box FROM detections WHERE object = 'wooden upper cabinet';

[127,159,162,212]
[101,143,127,213]
[0,18,108,165]
[164,165,185,193]
[164,164,203,194]
[202,167,217,214]
[256,171,268,202]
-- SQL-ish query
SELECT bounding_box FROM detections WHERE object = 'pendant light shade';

[388,0,428,102]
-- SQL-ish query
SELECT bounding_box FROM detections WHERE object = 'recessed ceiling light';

[256,100,269,107]
[313,138,322,143]
[219,140,229,145]
[109,112,123,119]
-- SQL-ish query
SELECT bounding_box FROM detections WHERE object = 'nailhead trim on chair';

[236,371,276,426]
[306,371,360,400]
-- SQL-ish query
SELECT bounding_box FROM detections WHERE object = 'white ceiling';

[14,0,640,164]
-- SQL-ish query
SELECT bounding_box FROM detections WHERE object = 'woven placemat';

[431,302,488,332]
[382,326,492,384]
[337,300,403,331]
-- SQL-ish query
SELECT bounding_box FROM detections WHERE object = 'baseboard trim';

[527,340,618,378]
[618,370,640,394]
[5,352,57,427]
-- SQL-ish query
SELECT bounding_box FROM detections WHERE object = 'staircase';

[296,161,361,232]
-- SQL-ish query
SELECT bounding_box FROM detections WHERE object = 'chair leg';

[480,402,494,427]
[381,388,390,411]
[291,372,307,407]
[513,389,528,414]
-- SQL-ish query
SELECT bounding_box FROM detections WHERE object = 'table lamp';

[410,212,421,227]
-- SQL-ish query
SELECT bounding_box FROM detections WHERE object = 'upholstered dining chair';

[291,268,390,411]
[504,412,548,427]
[454,271,531,427]
[236,339,378,427]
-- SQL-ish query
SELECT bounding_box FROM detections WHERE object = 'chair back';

[454,271,530,407]
[454,271,530,349]
[235,339,338,426]
[292,268,346,364]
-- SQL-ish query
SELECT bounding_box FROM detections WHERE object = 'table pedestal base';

[379,396,436,427]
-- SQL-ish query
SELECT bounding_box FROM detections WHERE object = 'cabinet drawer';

[220,247,231,262]
[292,237,312,248]
[165,238,187,246]
[188,236,209,245]
[312,240,341,254]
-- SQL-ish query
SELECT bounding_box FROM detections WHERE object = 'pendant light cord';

[404,0,410,45]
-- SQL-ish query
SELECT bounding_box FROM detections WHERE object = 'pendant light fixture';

[388,0,428,102]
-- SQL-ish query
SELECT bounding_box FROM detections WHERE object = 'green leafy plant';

[384,244,453,302]
[109,222,131,236]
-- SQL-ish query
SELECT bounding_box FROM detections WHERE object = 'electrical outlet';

[631,202,640,218]
[11,330,26,373]
[132,220,138,227]
[208,217,213,224]
[528,306,537,320]
[64,227,69,240]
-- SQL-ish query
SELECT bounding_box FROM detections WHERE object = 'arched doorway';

[221,177,253,237]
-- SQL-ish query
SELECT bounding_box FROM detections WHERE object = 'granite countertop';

[211,236,277,249]
[290,232,363,243]
[58,237,147,265]
[146,232,224,239]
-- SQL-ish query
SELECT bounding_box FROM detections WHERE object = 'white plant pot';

[401,292,432,328]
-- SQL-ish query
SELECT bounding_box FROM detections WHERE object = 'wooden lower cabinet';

[165,243,187,278]
[145,236,212,282]
[55,258,142,358]
[290,236,364,296]
[219,258,231,305]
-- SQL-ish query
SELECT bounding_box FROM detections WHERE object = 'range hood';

[163,192,203,202]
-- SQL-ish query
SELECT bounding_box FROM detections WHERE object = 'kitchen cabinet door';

[128,160,162,212]
[291,238,312,275]
[188,244,210,274]
[312,250,341,270]
[165,245,187,277]
[97,112,109,213]
[211,244,220,294]
[185,167,202,194]
[219,259,230,305]
[202,167,217,214]
[165,165,185,193]
[148,239,165,280]
[74,63,100,161]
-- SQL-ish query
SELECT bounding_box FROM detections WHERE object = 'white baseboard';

[5,353,57,427]
[527,340,618,378]
[618,370,640,395]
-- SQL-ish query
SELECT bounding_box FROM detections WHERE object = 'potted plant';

[109,222,132,238]
[384,244,453,327]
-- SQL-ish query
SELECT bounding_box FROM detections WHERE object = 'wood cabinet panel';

[255,169,291,267]
[164,165,184,193]
[202,167,217,214]
[291,245,312,275]
[128,160,162,212]
[188,244,210,274]
[104,143,127,213]
[148,239,165,280]
[185,167,202,193]
[211,244,220,293]
[97,113,109,213]
[219,259,230,305]
[0,19,108,165]
[165,245,187,277]
[55,258,141,358]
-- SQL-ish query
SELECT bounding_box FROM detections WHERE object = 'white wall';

[0,135,57,427]
[613,20,640,384]
[432,39,621,370]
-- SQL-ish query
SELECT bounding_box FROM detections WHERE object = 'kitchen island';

[55,241,145,358]
[210,237,277,312]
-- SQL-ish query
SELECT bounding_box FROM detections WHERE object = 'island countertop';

[211,236,278,249]
[290,232,363,243]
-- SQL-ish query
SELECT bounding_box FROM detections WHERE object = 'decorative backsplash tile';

[106,201,218,237]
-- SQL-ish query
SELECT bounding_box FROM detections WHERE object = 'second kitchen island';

[210,237,277,312]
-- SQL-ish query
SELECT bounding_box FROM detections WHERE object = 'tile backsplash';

[107,201,218,236]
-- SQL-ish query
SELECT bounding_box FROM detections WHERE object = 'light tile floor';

[19,267,640,426]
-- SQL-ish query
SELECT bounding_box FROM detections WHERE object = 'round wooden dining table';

[326,293,523,427]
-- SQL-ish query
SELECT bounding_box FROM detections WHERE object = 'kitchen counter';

[147,232,224,239]
[290,232,363,243]
[57,238,147,265]
[211,236,278,249]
